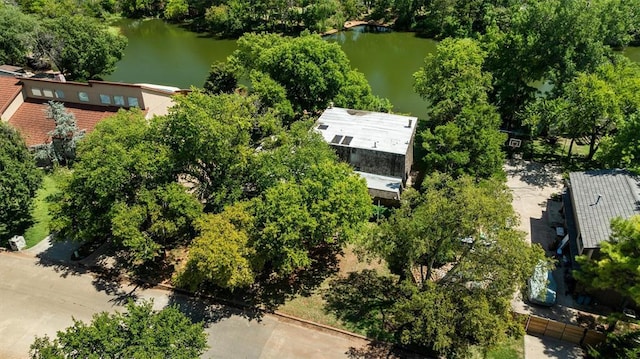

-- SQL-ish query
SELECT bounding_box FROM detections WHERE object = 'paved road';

[0,253,368,358]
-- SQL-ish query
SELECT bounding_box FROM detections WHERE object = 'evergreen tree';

[35,101,84,167]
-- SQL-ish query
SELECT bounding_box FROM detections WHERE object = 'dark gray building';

[568,169,640,258]
[315,107,417,201]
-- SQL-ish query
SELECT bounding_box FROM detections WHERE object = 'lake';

[107,19,640,118]
[106,19,435,117]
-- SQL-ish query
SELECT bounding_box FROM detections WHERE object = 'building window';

[127,97,139,107]
[78,92,89,102]
[113,95,125,106]
[31,88,42,97]
[100,94,111,105]
[43,89,54,98]
[55,90,64,99]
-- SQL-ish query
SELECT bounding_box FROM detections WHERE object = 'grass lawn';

[280,245,526,358]
[470,336,525,359]
[23,171,65,248]
[277,245,388,335]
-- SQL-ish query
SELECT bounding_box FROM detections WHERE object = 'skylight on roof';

[341,136,353,145]
[331,135,343,144]
[318,124,328,130]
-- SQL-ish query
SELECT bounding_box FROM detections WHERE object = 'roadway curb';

[2,251,369,342]
[145,280,369,342]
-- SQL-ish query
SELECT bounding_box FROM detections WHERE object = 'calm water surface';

[108,19,638,118]
[107,20,435,117]
[106,19,237,89]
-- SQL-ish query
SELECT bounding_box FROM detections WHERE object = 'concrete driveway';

[0,253,368,359]
[525,335,584,359]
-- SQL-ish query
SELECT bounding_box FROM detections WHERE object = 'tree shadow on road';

[505,159,562,189]
[32,239,84,278]
[166,290,264,328]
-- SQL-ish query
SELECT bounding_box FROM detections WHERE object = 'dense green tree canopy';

[414,38,505,178]
[49,110,182,260]
[30,300,207,359]
[414,37,492,126]
[155,91,281,212]
[0,4,38,66]
[229,33,391,115]
[177,121,372,289]
[598,112,640,173]
[0,122,42,243]
[41,15,127,80]
[327,174,543,357]
[575,215,640,305]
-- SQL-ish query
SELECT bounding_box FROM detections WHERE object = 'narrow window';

[31,88,42,96]
[100,94,111,105]
[78,92,89,102]
[42,89,54,98]
[127,97,139,107]
[54,90,64,99]
[113,95,125,106]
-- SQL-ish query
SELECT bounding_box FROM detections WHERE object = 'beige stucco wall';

[21,79,147,109]
[142,89,175,118]
[1,92,24,122]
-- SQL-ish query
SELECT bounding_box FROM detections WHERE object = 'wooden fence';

[522,314,606,347]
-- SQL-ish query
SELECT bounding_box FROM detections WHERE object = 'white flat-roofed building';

[315,107,418,201]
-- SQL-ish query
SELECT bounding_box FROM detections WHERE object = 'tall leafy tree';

[0,4,38,66]
[203,61,238,95]
[575,215,640,306]
[0,122,42,243]
[155,91,281,212]
[368,173,520,280]
[30,300,207,359]
[229,33,391,114]
[40,15,127,80]
[49,110,177,249]
[414,37,492,126]
[588,329,640,359]
[111,183,203,264]
[176,201,256,290]
[414,38,504,178]
[421,103,506,178]
[598,112,640,174]
[328,174,543,357]
[176,121,372,290]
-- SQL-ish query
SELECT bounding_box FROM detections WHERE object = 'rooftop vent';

[318,124,329,130]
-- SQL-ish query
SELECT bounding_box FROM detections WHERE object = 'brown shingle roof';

[0,76,22,115]
[8,98,120,147]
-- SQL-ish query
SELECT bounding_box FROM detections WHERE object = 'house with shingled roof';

[0,71,182,147]
[565,169,640,259]
[315,106,417,203]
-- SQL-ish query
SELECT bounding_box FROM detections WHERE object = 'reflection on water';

[107,19,640,118]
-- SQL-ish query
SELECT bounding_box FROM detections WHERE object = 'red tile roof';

[0,76,22,115]
[8,98,121,147]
